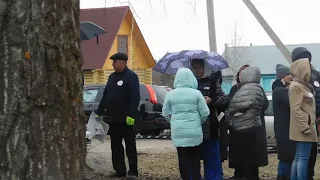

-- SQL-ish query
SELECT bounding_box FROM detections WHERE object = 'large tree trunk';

[0,0,86,179]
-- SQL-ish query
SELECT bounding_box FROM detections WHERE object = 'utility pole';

[242,0,292,63]
[206,0,217,52]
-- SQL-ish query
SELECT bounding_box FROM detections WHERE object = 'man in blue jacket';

[95,53,140,179]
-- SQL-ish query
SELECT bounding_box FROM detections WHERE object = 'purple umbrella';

[153,50,229,75]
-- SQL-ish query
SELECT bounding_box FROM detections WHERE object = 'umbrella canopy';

[153,50,229,75]
[80,21,107,43]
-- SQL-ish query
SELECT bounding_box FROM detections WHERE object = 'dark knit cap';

[291,47,312,62]
[276,64,290,79]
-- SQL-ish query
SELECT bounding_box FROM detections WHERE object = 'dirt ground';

[84,139,320,180]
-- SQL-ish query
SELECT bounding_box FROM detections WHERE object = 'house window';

[118,36,128,53]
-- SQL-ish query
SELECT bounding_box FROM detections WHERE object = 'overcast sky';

[80,0,320,60]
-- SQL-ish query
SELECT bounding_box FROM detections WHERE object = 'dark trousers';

[234,168,245,178]
[231,130,259,180]
[244,167,259,180]
[176,146,201,180]
[109,123,138,176]
[307,142,318,180]
[233,166,259,180]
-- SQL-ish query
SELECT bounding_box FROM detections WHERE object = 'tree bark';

[0,0,86,179]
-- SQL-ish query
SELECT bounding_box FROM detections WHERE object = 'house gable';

[80,6,129,70]
[80,6,155,70]
[103,9,155,69]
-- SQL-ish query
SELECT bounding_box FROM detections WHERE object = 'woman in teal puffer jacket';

[162,68,210,180]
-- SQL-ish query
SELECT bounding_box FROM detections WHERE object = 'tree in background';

[152,71,174,87]
[0,0,86,179]
[223,25,250,81]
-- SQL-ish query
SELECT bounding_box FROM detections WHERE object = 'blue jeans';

[200,139,223,180]
[291,142,312,180]
[278,161,291,178]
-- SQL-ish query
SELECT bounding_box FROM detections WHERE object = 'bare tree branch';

[223,23,250,78]
[160,0,166,11]
[152,71,174,87]
[147,0,154,11]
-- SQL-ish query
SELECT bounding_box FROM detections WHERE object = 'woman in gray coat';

[227,66,268,180]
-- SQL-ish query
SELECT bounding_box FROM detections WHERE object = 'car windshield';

[265,100,273,116]
[83,89,99,103]
[152,86,168,103]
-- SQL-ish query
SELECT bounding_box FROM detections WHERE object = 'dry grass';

[84,152,320,180]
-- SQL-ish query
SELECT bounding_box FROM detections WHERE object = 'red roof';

[80,6,129,69]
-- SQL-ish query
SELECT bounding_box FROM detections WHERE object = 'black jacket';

[211,71,230,161]
[96,67,140,123]
[228,84,238,99]
[272,79,295,162]
[311,68,320,117]
[82,73,84,88]
[197,72,230,140]
[197,74,219,140]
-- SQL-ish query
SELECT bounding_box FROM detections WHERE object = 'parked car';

[83,84,170,135]
[265,94,276,148]
[153,85,172,92]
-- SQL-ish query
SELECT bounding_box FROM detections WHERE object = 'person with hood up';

[291,47,319,180]
[227,66,268,180]
[162,68,210,180]
[227,65,249,180]
[289,58,319,180]
[272,64,295,180]
[190,59,230,180]
[228,65,250,99]
[227,65,269,180]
